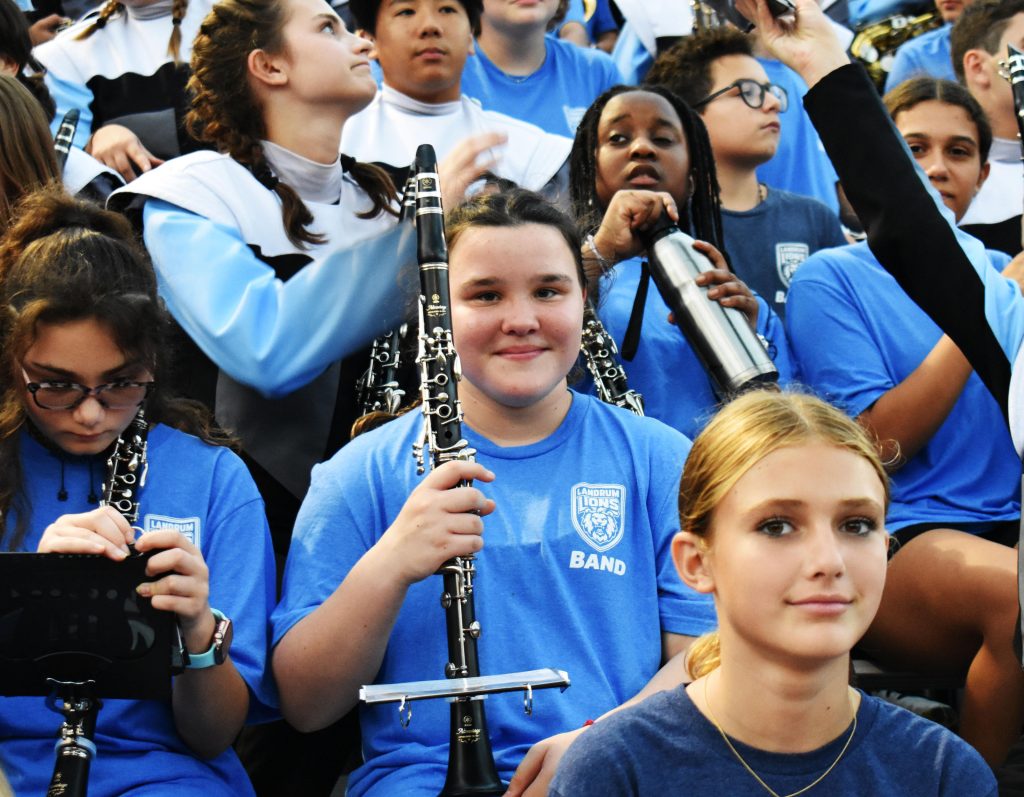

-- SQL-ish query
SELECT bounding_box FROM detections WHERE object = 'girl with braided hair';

[568,84,794,440]
[108,0,421,576]
[33,0,212,183]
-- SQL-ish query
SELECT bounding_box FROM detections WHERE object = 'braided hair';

[76,0,190,63]
[569,84,725,256]
[186,0,397,249]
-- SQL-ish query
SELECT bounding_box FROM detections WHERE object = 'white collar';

[261,139,343,205]
[125,0,175,21]
[990,137,1021,164]
[380,84,463,117]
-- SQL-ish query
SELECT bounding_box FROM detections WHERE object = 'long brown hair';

[0,187,233,549]
[186,0,397,248]
[0,77,60,235]
[76,0,190,63]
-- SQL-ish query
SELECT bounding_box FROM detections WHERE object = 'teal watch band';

[185,608,231,670]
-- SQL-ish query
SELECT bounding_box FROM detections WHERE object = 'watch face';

[213,617,233,666]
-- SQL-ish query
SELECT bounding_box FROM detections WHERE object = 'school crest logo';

[144,515,202,548]
[775,242,810,288]
[570,483,625,552]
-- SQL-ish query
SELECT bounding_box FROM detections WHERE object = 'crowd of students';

[1,0,1023,795]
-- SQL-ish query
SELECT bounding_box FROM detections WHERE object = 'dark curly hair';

[644,26,753,109]
[0,187,233,549]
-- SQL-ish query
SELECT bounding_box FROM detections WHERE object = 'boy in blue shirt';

[459,0,621,136]
[645,28,846,319]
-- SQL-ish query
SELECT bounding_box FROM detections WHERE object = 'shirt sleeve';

[270,448,384,645]
[651,435,717,637]
[142,200,416,398]
[756,297,796,384]
[201,451,278,721]
[786,256,894,417]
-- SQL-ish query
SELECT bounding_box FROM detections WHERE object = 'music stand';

[0,552,181,796]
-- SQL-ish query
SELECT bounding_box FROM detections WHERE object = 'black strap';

[620,260,651,362]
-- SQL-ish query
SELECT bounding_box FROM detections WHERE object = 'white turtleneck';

[262,139,344,205]
[961,137,1024,227]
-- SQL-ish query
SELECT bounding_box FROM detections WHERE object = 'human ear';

[357,29,379,61]
[671,531,715,594]
[961,49,991,91]
[976,159,991,193]
[247,48,288,88]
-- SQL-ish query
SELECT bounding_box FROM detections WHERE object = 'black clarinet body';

[44,411,150,797]
[580,300,644,416]
[46,681,99,797]
[54,108,80,171]
[411,145,505,797]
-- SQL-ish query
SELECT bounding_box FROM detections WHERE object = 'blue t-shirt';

[460,36,622,137]
[611,22,653,84]
[0,424,277,797]
[722,187,847,319]
[885,25,954,93]
[271,391,715,797]
[588,256,795,440]
[550,684,996,796]
[756,59,840,214]
[786,241,1021,531]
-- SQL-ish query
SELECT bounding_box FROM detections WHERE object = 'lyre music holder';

[0,552,184,797]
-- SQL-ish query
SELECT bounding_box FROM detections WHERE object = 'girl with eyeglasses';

[568,83,794,440]
[549,390,995,796]
[0,187,275,796]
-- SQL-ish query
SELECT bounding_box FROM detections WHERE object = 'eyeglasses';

[23,370,155,410]
[694,79,789,113]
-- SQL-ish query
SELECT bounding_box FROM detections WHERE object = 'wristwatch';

[185,608,233,669]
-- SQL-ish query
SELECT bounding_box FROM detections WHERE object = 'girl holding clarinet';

[0,188,275,796]
[271,185,717,797]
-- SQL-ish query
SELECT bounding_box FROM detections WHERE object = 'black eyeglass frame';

[22,371,155,411]
[694,79,789,113]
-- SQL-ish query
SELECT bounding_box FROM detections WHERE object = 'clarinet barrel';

[642,213,778,398]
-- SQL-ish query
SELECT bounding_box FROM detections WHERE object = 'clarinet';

[356,173,418,418]
[410,145,506,797]
[356,324,408,416]
[45,410,150,797]
[100,408,149,530]
[1007,44,1024,250]
[580,300,644,416]
[54,109,80,171]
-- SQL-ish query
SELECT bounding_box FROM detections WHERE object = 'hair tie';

[339,153,356,173]
[94,15,107,28]
[172,15,182,25]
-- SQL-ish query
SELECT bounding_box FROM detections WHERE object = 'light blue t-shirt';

[460,36,622,137]
[271,391,714,797]
[611,22,653,84]
[551,685,996,796]
[0,425,276,797]
[756,59,840,214]
[588,256,795,440]
[885,24,954,93]
[787,241,1021,531]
